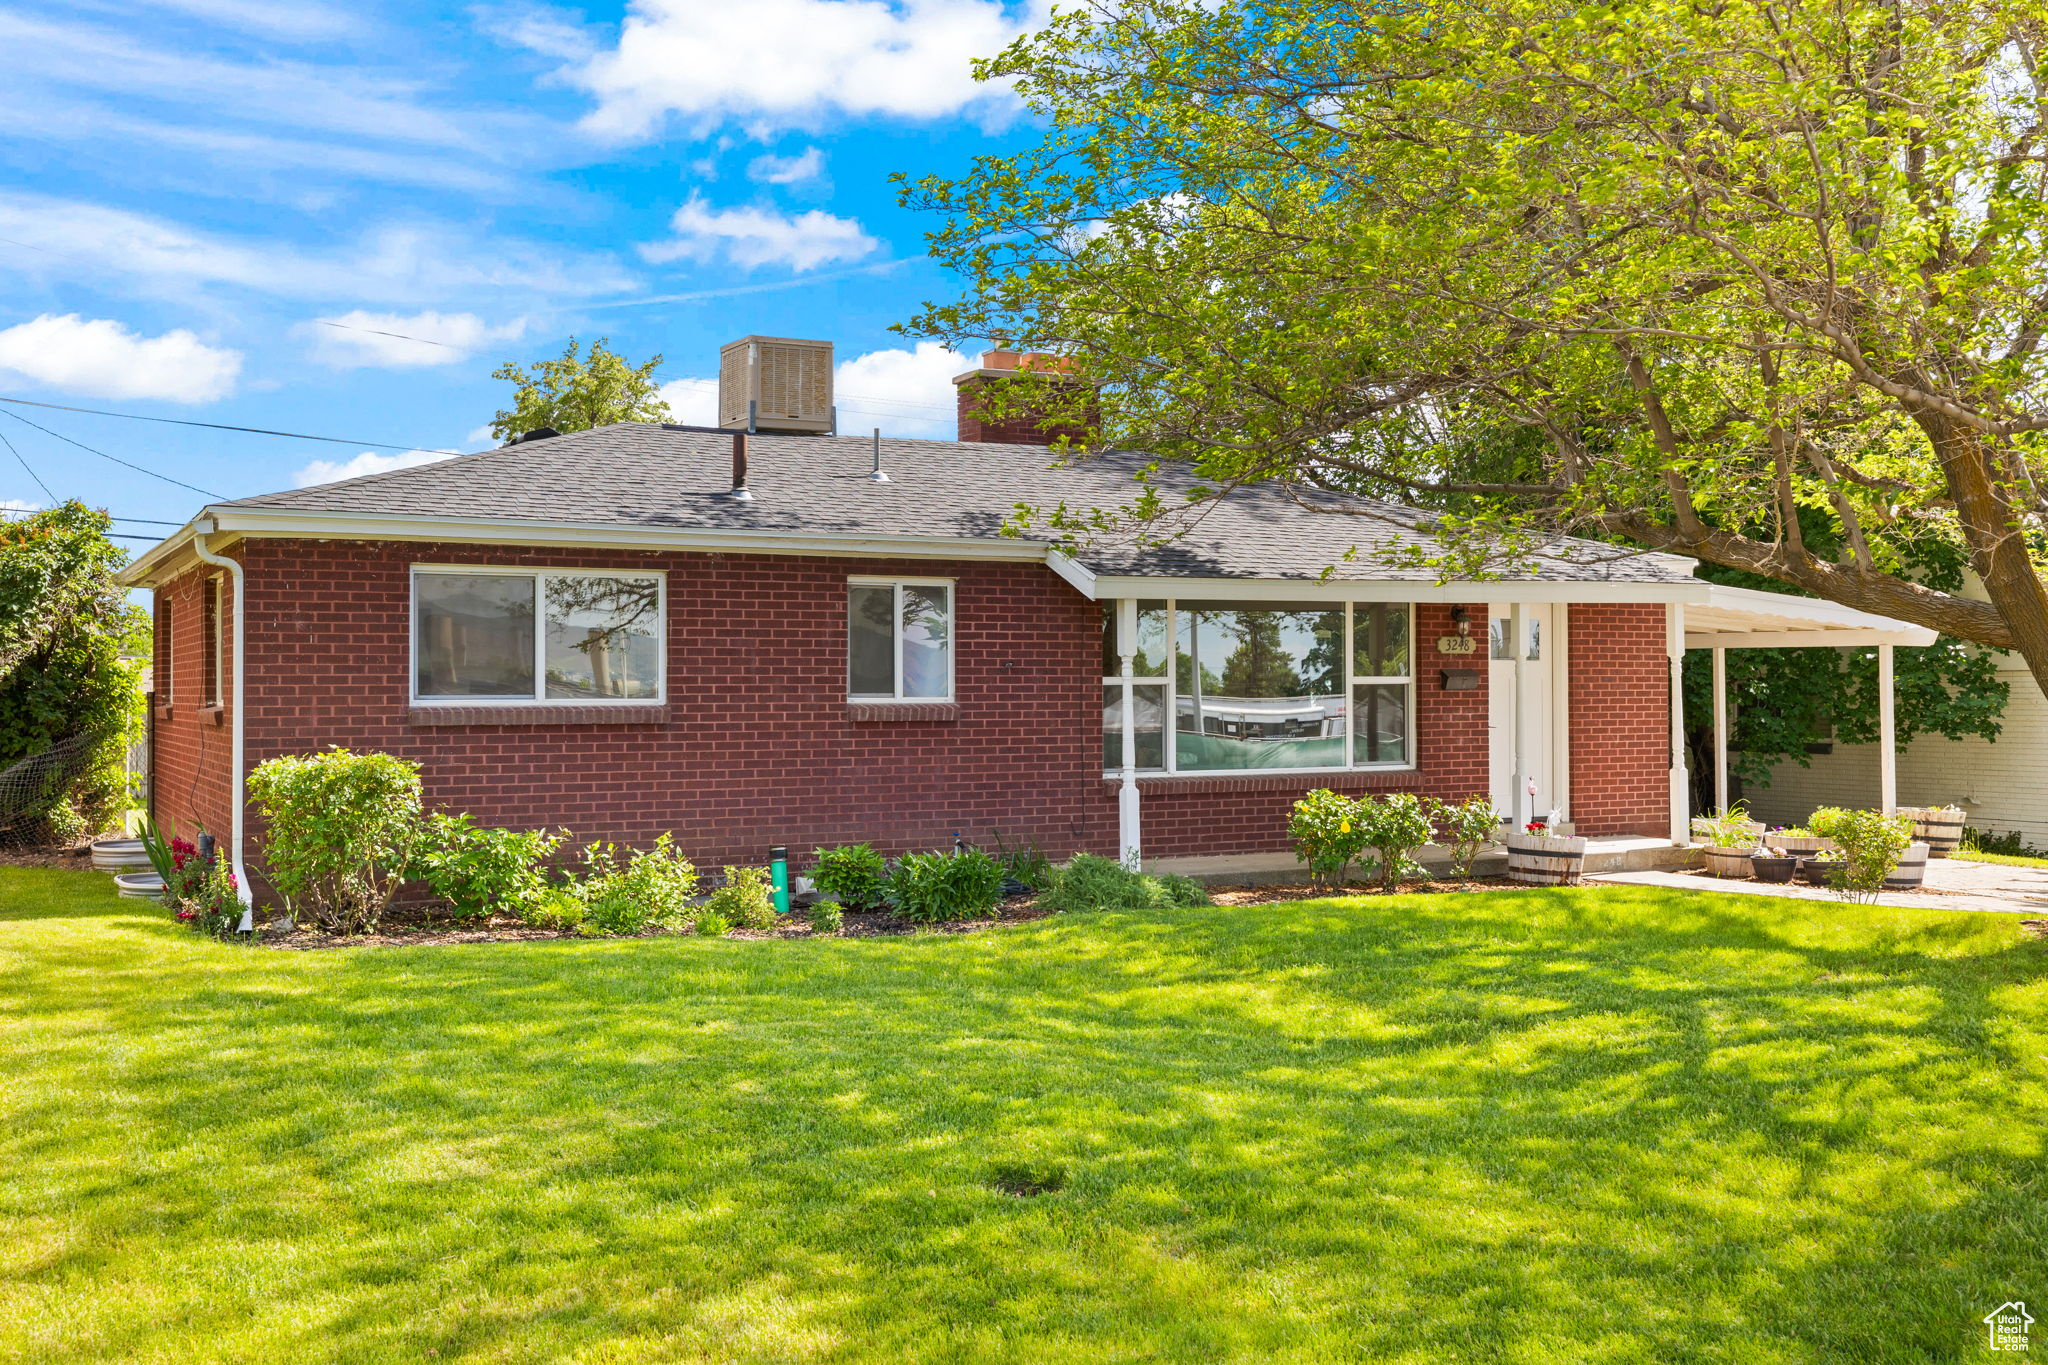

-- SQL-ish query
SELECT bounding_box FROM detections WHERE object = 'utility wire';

[0,427,54,503]
[315,319,462,350]
[0,408,225,499]
[0,395,445,453]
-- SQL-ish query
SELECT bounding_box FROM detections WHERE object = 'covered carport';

[1675,585,1939,824]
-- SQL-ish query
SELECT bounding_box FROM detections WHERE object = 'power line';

[0,508,183,526]
[0,408,224,499]
[0,427,54,503]
[316,319,462,350]
[0,395,447,453]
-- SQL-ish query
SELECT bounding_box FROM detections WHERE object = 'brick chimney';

[953,350,1096,446]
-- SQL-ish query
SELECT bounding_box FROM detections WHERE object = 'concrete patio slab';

[1590,856,2048,914]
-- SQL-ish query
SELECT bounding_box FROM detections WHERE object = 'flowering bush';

[175,863,243,939]
[1288,789,1367,892]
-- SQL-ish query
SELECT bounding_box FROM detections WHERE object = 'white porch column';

[1711,645,1729,815]
[1116,599,1141,869]
[1877,642,1897,815]
[1552,607,1571,822]
[1509,603,1529,827]
[1668,604,1690,844]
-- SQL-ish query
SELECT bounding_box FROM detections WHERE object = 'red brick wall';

[1119,603,1492,858]
[224,540,1116,879]
[1566,603,1671,837]
[149,564,237,849]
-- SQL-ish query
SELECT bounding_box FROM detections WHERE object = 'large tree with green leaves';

[489,338,671,442]
[903,0,2048,702]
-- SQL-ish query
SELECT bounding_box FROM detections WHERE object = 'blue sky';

[0,0,1046,548]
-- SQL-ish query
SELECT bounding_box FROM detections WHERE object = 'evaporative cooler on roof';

[718,335,835,434]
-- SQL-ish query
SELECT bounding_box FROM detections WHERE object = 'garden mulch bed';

[0,843,98,871]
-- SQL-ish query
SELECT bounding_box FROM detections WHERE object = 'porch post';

[1117,599,1141,869]
[1877,642,1897,815]
[1510,603,1528,827]
[1711,645,1728,815]
[1668,604,1689,844]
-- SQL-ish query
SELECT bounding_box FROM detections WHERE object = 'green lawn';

[1955,848,2048,869]
[4,870,2046,1364]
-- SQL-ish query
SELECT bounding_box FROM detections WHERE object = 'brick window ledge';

[847,702,959,722]
[408,704,671,727]
[1105,768,1421,796]
[197,704,227,726]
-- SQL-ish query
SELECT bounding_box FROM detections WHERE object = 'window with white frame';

[204,576,224,707]
[1102,599,1414,773]
[848,579,953,701]
[412,567,664,703]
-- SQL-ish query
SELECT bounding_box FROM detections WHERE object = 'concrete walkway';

[1591,856,2048,914]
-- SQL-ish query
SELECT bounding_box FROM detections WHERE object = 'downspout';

[189,524,252,915]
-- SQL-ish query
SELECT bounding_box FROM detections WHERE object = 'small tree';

[1810,808,1915,904]
[247,748,423,933]
[488,337,671,442]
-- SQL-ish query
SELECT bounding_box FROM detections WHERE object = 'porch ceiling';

[1683,584,1936,649]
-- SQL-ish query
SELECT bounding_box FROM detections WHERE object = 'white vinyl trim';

[409,563,669,706]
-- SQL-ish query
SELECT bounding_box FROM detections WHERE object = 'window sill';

[154,704,176,721]
[847,701,959,723]
[197,704,226,726]
[408,704,671,727]
[1107,768,1419,795]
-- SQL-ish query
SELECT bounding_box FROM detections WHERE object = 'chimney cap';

[953,350,1088,386]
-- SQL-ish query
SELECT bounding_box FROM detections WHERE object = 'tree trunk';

[1910,408,2048,704]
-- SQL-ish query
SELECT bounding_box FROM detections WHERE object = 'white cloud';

[0,314,241,404]
[657,376,719,425]
[747,147,826,187]
[0,499,44,513]
[640,196,878,272]
[292,448,460,489]
[560,0,1035,139]
[836,341,970,437]
[120,0,360,41]
[304,310,529,369]
[0,193,637,306]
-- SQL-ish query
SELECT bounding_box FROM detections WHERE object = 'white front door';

[1488,604,1556,827]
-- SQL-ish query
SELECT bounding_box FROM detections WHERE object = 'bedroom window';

[412,567,664,703]
[203,576,223,707]
[1102,600,1414,774]
[848,579,953,701]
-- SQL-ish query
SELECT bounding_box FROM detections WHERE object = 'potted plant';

[1693,806,1763,878]
[1811,808,1920,900]
[1902,804,1966,858]
[1751,850,1799,883]
[1798,852,1844,887]
[1505,821,1588,886]
[1765,820,1837,856]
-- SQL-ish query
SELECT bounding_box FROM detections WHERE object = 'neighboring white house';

[1746,646,2048,847]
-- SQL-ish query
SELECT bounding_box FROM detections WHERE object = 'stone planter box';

[1505,833,1587,886]
[1700,846,1756,879]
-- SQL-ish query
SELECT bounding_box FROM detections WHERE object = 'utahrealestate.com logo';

[1985,1302,2034,1352]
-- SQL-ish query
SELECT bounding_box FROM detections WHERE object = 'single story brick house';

[119,343,1932,900]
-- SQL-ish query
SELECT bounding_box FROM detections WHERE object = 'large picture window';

[848,579,953,701]
[1102,600,1413,774]
[413,567,664,703]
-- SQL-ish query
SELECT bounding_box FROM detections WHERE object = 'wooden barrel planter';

[1506,833,1588,886]
[1700,846,1756,879]
[1884,842,1931,891]
[1912,811,1964,859]
[1766,832,1835,857]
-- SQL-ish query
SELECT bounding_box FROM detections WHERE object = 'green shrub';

[887,848,1006,924]
[809,899,844,933]
[246,748,423,934]
[173,860,242,939]
[1039,853,1167,913]
[810,842,890,910]
[414,813,563,922]
[703,865,778,931]
[694,910,731,937]
[1288,789,1367,892]
[577,834,700,935]
[990,831,1054,889]
[1810,808,1914,901]
[1154,873,1212,907]
[1964,827,2048,858]
[1353,792,1436,892]
[1429,795,1502,878]
[520,888,586,932]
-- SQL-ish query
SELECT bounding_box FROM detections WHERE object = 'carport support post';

[1117,599,1141,870]
[1878,643,1897,815]
[1711,646,1729,816]
[1668,605,1690,844]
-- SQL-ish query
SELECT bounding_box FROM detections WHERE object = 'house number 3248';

[1436,635,1478,656]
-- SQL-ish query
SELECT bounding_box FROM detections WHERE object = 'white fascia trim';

[1044,550,1098,598]
[1082,576,1712,605]
[1686,627,1937,649]
[201,508,1049,565]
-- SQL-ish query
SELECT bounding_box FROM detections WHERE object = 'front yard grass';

[4,866,2046,1363]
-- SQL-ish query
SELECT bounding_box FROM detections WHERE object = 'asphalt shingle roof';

[224,423,1695,585]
